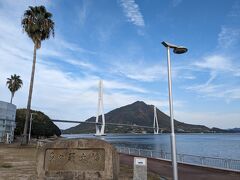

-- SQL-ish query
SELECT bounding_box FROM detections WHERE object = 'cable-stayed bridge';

[51,119,164,133]
[50,80,164,135]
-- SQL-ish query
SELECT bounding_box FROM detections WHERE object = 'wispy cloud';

[193,54,240,77]
[0,0,151,129]
[185,75,240,101]
[119,0,145,27]
[218,26,240,48]
[104,80,147,93]
[0,50,149,129]
[186,83,240,102]
[185,71,219,94]
[111,61,167,82]
[77,0,89,25]
[110,59,193,82]
[228,1,240,17]
[172,0,183,7]
[186,54,240,101]
[56,37,96,55]
[0,0,239,130]
[194,55,232,71]
[182,75,196,80]
[64,59,97,71]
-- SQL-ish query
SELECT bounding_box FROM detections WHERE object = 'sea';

[62,133,240,160]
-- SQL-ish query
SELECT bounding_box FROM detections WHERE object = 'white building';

[0,101,16,143]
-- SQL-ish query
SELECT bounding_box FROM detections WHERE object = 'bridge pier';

[153,106,159,134]
[95,80,106,136]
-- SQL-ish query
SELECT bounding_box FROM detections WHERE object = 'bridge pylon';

[95,80,106,136]
[153,106,159,134]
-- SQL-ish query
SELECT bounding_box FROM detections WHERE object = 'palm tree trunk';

[10,93,14,104]
[22,44,37,145]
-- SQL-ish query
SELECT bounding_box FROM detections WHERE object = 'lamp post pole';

[166,46,178,180]
[162,41,188,180]
[28,113,33,142]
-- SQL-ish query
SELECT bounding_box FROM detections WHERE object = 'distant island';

[63,101,240,134]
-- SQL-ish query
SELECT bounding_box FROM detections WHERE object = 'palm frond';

[6,74,23,93]
[22,5,54,48]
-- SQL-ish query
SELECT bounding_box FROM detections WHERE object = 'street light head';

[173,46,188,54]
[162,41,188,54]
[162,41,178,48]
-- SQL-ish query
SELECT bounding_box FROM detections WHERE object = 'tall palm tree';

[21,6,54,144]
[6,74,23,104]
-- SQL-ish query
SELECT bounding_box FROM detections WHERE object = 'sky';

[0,0,239,129]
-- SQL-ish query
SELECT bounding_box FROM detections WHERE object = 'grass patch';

[1,164,13,168]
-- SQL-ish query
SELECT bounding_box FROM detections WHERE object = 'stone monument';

[133,157,147,180]
[36,138,119,180]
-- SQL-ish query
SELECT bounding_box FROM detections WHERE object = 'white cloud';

[228,1,240,17]
[0,0,150,130]
[53,37,96,55]
[0,52,149,130]
[175,110,240,129]
[194,55,232,71]
[172,0,183,7]
[182,75,196,80]
[111,61,168,82]
[120,0,145,27]
[185,80,240,101]
[77,0,88,25]
[193,54,240,77]
[109,58,190,82]
[64,59,97,71]
[104,80,147,93]
[186,54,240,101]
[186,83,223,96]
[1,0,239,130]
[218,26,240,48]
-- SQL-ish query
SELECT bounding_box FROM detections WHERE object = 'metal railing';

[116,146,240,171]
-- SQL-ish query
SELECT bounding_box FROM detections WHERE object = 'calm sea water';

[62,133,240,160]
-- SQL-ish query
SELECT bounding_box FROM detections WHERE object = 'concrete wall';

[0,101,16,143]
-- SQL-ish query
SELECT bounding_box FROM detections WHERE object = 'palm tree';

[21,6,54,144]
[6,74,23,104]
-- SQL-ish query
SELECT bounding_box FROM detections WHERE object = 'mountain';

[63,101,212,134]
[227,128,240,133]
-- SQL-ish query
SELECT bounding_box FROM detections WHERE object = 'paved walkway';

[120,153,240,180]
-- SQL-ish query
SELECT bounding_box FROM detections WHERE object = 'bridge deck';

[51,119,165,130]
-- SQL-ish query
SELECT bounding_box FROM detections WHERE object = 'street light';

[162,41,188,180]
[28,113,35,142]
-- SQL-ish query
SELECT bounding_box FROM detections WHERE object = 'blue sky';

[0,0,239,129]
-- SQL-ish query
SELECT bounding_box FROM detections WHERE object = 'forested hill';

[15,109,61,137]
[64,101,215,134]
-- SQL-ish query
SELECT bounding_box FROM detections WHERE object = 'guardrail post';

[128,148,130,155]
[180,154,184,162]
[225,159,230,169]
[150,151,153,158]
[160,150,163,158]
[138,149,141,156]
[200,157,204,165]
